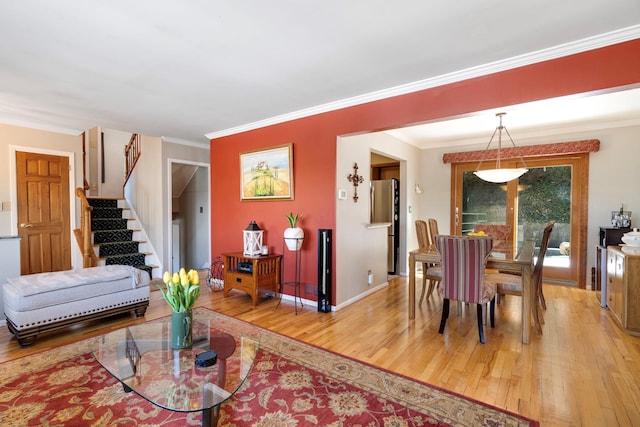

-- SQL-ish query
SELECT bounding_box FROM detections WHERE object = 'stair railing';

[75,187,96,268]
[124,133,141,185]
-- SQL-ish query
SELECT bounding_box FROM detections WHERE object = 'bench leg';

[134,306,148,317]
[6,320,38,347]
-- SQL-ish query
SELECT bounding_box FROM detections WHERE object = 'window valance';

[442,139,600,164]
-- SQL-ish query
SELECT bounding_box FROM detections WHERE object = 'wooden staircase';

[74,188,157,278]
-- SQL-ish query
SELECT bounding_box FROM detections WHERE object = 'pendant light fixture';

[473,112,528,183]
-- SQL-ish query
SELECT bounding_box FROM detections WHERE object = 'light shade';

[473,167,529,183]
[474,112,528,183]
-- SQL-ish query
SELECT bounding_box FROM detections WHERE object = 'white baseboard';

[334,282,388,311]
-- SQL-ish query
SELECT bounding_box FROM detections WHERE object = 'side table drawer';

[225,270,254,293]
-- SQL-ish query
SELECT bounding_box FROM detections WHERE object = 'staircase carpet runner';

[88,198,153,278]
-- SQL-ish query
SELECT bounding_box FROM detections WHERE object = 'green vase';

[171,309,193,349]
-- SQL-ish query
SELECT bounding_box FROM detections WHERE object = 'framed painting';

[240,143,294,200]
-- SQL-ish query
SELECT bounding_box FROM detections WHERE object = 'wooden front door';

[16,151,71,275]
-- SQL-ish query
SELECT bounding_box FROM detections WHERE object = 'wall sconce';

[346,162,365,202]
[243,220,263,256]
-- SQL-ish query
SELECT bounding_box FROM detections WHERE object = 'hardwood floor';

[1,276,639,426]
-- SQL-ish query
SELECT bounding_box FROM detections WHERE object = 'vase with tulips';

[158,268,201,349]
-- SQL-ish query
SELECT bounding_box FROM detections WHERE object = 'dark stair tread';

[98,242,140,258]
[101,252,151,260]
[92,229,135,244]
[90,207,124,218]
[93,240,146,246]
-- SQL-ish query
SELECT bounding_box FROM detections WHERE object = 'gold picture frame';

[240,143,294,200]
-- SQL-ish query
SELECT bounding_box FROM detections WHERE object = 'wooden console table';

[222,252,281,306]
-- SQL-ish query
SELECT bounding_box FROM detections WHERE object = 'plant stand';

[277,237,303,314]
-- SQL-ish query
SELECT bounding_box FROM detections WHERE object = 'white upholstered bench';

[3,265,150,347]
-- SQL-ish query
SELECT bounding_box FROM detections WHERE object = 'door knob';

[20,223,34,228]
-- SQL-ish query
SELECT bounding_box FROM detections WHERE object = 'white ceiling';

[387,87,640,149]
[1,1,640,148]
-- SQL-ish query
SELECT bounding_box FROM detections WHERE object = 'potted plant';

[284,212,304,250]
[158,268,201,349]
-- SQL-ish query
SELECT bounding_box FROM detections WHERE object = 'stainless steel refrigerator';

[370,178,399,274]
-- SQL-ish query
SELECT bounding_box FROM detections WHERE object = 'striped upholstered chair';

[435,235,496,344]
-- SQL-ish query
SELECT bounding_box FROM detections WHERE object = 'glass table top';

[92,308,261,413]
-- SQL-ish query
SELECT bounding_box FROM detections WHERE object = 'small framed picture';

[239,143,293,201]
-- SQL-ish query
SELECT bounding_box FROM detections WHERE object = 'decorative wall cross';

[347,162,365,202]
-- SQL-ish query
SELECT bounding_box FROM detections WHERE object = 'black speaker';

[317,229,332,312]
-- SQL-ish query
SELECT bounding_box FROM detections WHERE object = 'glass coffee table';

[92,308,261,426]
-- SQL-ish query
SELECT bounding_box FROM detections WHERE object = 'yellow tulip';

[158,266,201,312]
[189,269,200,285]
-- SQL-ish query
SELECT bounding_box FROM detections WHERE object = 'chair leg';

[418,275,427,306]
[539,283,547,310]
[489,297,495,328]
[439,299,450,334]
[426,280,437,299]
[476,304,485,344]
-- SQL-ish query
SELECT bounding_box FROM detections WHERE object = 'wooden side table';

[222,252,281,306]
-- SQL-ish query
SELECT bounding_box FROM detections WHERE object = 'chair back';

[474,224,512,241]
[435,235,494,304]
[532,221,555,288]
[428,218,439,246]
[415,220,429,248]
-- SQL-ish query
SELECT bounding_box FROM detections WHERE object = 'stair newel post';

[82,203,93,267]
[75,187,94,268]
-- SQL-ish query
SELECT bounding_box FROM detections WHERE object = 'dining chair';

[434,234,495,344]
[415,220,442,303]
[428,218,439,244]
[485,221,555,330]
[473,224,512,241]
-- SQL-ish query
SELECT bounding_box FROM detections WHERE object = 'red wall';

[210,39,640,305]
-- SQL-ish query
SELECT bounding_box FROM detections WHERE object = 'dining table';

[408,239,539,344]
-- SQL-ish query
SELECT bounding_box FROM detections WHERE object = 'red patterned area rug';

[0,308,538,426]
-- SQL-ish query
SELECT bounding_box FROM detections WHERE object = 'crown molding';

[0,118,83,136]
[162,136,210,150]
[205,25,640,141]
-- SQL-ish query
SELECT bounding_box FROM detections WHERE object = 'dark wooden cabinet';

[599,226,630,247]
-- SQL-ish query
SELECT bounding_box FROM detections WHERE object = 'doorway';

[168,160,211,272]
[451,153,589,287]
[371,153,400,276]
